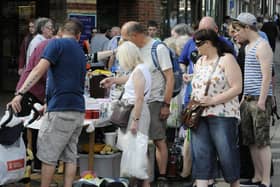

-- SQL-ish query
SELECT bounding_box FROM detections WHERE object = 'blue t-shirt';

[178,36,235,105]
[42,38,86,112]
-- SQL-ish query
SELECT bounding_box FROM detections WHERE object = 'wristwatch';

[133,117,139,121]
[15,92,25,97]
[162,102,170,108]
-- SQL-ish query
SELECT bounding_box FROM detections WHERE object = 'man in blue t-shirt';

[8,18,86,187]
[179,16,235,106]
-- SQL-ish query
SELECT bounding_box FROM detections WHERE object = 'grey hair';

[172,23,194,36]
[34,17,52,34]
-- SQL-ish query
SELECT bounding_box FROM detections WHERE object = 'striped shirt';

[244,38,273,96]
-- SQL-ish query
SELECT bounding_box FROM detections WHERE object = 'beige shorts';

[36,111,84,165]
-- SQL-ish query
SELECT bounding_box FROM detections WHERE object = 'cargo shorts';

[148,101,167,140]
[240,97,272,147]
[36,111,84,165]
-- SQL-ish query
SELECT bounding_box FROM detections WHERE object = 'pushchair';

[0,93,42,185]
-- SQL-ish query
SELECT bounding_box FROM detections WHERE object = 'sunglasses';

[195,40,207,47]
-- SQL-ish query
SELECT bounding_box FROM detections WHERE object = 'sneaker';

[240,179,261,186]
[192,184,215,187]
[157,176,168,187]
[258,184,272,187]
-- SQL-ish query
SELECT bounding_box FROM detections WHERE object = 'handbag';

[0,107,24,146]
[110,90,134,128]
[181,57,220,129]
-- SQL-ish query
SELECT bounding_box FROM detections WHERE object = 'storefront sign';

[230,0,234,9]
[69,13,96,47]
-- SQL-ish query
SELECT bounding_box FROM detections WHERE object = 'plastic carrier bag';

[0,136,26,185]
[120,131,149,180]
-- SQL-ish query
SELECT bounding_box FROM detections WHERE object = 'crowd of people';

[6,10,279,187]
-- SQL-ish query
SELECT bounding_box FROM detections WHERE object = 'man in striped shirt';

[233,13,273,187]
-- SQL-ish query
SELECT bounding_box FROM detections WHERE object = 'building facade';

[0,0,278,91]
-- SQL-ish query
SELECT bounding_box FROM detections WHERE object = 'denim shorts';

[37,111,84,165]
[191,116,240,183]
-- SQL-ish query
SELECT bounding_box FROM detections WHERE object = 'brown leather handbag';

[181,99,205,129]
[181,57,220,129]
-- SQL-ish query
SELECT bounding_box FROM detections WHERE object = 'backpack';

[151,40,183,97]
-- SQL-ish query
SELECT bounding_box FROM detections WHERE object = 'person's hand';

[38,104,47,117]
[130,120,138,134]
[18,68,24,76]
[100,77,114,88]
[200,96,216,106]
[183,73,193,83]
[160,104,170,120]
[257,100,266,111]
[7,95,23,113]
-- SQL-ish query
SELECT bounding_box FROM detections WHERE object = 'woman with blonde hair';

[116,41,152,187]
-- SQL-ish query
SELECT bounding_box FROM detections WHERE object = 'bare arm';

[130,69,145,134]
[256,41,273,110]
[132,69,145,118]
[162,68,174,104]
[18,59,50,94]
[7,58,50,112]
[97,50,115,61]
[100,75,129,88]
[201,54,242,106]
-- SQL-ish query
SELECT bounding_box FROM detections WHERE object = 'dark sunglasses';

[195,40,207,47]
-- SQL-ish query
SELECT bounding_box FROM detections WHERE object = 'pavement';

[1,39,280,186]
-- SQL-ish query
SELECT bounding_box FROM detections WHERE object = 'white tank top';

[122,63,151,103]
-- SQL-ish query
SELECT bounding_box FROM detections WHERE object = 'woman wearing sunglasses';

[190,29,242,187]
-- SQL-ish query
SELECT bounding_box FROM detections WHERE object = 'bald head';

[199,16,218,33]
[121,21,145,36]
[121,21,146,48]
[111,26,120,37]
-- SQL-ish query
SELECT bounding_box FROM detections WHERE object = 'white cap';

[236,12,257,26]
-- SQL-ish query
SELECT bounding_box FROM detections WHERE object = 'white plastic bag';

[0,136,26,185]
[116,128,126,151]
[120,131,149,179]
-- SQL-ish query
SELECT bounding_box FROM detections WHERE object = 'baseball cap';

[235,12,257,26]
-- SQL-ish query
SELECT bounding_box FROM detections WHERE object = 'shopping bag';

[0,108,24,146]
[120,131,149,179]
[0,136,26,185]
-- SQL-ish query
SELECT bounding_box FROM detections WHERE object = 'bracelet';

[162,102,170,108]
[133,117,139,121]
[15,92,25,97]
[112,49,117,56]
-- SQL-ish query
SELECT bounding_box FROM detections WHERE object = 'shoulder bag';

[181,57,220,129]
[110,90,134,128]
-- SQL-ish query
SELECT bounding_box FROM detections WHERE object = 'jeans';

[191,116,240,183]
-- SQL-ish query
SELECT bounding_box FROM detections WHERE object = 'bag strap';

[118,89,148,100]
[151,40,170,82]
[204,57,220,96]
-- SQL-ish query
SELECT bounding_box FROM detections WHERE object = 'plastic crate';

[79,152,121,178]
